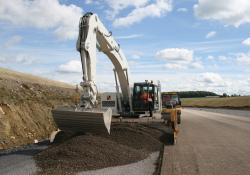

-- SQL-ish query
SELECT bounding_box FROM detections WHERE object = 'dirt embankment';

[0,68,79,149]
[35,123,166,175]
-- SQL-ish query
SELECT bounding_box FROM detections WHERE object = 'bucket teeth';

[52,107,112,134]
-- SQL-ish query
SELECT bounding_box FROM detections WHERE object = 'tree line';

[176,91,219,98]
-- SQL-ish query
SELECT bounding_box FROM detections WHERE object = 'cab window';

[134,85,141,94]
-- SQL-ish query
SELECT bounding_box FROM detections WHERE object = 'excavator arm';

[76,12,132,110]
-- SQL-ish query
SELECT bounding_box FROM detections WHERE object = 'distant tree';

[222,93,228,97]
[231,94,240,97]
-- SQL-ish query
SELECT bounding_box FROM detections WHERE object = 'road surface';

[1,108,249,175]
[161,108,250,175]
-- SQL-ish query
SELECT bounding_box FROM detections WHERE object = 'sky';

[0,0,250,95]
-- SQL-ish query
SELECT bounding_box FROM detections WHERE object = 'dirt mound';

[35,123,166,175]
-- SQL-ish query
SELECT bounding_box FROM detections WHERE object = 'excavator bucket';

[51,107,112,135]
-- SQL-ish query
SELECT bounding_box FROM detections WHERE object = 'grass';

[0,67,74,89]
[181,96,250,109]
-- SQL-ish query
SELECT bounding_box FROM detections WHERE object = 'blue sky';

[0,0,250,95]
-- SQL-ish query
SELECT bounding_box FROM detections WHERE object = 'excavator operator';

[140,88,154,116]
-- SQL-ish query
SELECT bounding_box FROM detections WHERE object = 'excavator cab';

[132,81,160,116]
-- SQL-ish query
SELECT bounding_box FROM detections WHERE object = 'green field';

[181,96,250,109]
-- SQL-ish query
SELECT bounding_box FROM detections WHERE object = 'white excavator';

[51,12,161,139]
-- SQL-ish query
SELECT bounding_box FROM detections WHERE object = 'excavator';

[50,12,161,141]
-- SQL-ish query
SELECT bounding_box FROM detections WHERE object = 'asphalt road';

[0,144,47,175]
[161,108,250,175]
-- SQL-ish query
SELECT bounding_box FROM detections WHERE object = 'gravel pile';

[35,123,166,175]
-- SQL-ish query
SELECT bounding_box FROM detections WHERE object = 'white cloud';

[190,61,204,69]
[165,63,186,69]
[85,0,93,4]
[106,0,149,19]
[194,0,250,27]
[198,72,228,88]
[84,0,102,5]
[0,0,83,40]
[207,55,215,60]
[155,48,204,70]
[242,38,250,46]
[206,31,216,39]
[130,51,144,59]
[3,35,23,48]
[206,55,231,62]
[0,56,7,63]
[0,53,35,65]
[96,81,116,92]
[156,48,193,62]
[236,52,250,65]
[113,0,172,27]
[162,73,249,95]
[116,34,143,39]
[177,8,188,12]
[128,60,138,66]
[131,54,141,59]
[15,54,35,65]
[200,72,223,84]
[84,0,172,27]
[218,56,227,61]
[85,0,151,19]
[58,60,82,73]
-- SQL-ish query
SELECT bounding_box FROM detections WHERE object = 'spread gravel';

[35,122,166,175]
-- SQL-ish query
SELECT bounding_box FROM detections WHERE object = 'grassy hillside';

[0,67,74,89]
[182,96,250,109]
